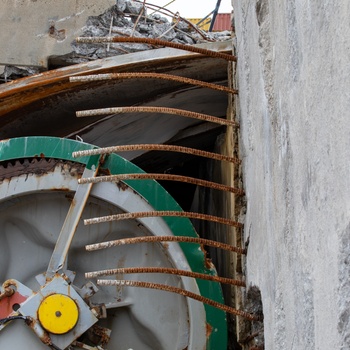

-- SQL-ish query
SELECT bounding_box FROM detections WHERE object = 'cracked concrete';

[233,0,350,349]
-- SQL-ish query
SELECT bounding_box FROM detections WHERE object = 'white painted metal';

[47,162,100,278]
[0,162,206,349]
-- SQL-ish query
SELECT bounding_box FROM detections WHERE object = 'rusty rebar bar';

[97,279,260,320]
[86,267,246,287]
[84,211,243,228]
[133,1,213,41]
[75,37,236,62]
[75,106,238,127]
[78,173,244,195]
[69,73,238,95]
[72,144,241,164]
[85,235,247,254]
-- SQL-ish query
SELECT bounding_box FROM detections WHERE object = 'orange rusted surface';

[0,43,231,142]
[0,292,27,319]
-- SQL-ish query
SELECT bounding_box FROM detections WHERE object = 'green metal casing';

[0,136,227,349]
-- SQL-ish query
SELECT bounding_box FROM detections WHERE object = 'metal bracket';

[46,155,101,279]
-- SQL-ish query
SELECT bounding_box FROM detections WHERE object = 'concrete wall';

[0,0,115,67]
[233,0,350,349]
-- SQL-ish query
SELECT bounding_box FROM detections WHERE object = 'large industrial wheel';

[0,137,227,350]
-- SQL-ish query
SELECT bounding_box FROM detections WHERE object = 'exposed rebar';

[78,173,244,195]
[86,267,246,287]
[85,235,247,254]
[133,1,213,41]
[75,37,237,62]
[97,279,260,320]
[75,106,237,127]
[72,144,241,164]
[84,211,243,228]
[69,73,238,95]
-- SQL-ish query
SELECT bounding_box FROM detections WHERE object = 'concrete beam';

[0,0,115,68]
[233,0,350,349]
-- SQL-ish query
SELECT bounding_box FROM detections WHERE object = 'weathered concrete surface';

[233,0,350,349]
[0,0,115,67]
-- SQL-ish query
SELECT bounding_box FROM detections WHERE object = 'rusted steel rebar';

[78,173,244,195]
[75,37,237,62]
[85,235,247,255]
[84,211,243,228]
[97,279,260,320]
[75,106,238,127]
[133,1,213,42]
[86,267,246,287]
[72,144,241,164]
[69,73,238,95]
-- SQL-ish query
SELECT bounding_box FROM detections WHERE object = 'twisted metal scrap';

[69,73,238,95]
[86,267,246,287]
[85,235,247,255]
[0,280,17,301]
[84,211,243,228]
[75,106,237,127]
[76,36,237,62]
[73,144,241,164]
[78,173,244,195]
[97,279,260,321]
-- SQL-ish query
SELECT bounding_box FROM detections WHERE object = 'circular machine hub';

[38,294,79,335]
[0,137,227,349]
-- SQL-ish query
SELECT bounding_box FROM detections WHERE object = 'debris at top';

[0,0,232,82]
[60,0,232,64]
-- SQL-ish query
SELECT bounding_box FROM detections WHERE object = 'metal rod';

[86,267,246,287]
[78,173,244,195]
[209,0,222,32]
[46,158,100,279]
[75,106,238,127]
[158,16,180,39]
[196,10,214,26]
[131,0,145,36]
[97,279,260,320]
[149,0,176,16]
[75,37,237,62]
[72,144,241,164]
[84,211,243,228]
[69,72,238,95]
[85,235,247,254]
[133,1,213,41]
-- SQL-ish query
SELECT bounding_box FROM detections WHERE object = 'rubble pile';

[0,0,232,82]
[69,0,232,63]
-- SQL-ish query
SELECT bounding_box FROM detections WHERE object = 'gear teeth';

[0,159,84,183]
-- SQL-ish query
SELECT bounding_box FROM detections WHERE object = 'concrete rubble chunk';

[116,0,127,13]
[152,23,176,41]
[0,2,232,81]
[125,0,144,15]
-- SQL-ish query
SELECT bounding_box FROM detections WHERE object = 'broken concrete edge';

[0,0,233,81]
[0,40,233,88]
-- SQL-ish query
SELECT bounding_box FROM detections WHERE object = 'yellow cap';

[38,294,79,334]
